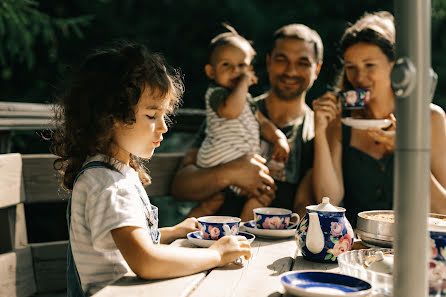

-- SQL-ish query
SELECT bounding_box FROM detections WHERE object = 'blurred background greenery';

[2,0,445,108]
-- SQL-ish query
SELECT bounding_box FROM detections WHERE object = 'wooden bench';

[0,101,204,297]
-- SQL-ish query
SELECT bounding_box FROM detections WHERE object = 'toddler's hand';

[173,217,199,238]
[272,137,290,163]
[239,70,258,87]
[209,236,251,266]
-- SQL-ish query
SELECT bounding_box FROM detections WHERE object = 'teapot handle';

[306,212,325,254]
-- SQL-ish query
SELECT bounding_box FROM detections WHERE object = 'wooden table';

[94,236,339,297]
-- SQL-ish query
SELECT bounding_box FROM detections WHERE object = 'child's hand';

[209,236,252,266]
[272,137,290,163]
[173,217,199,238]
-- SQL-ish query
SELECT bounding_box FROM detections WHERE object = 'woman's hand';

[209,235,252,266]
[312,92,341,132]
[367,113,396,152]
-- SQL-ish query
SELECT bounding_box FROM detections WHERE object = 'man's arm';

[171,148,275,202]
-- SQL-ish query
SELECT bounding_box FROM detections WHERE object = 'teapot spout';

[306,212,324,254]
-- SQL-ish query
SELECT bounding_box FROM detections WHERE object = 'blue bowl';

[281,271,372,296]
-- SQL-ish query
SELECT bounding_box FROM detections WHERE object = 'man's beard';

[272,76,307,101]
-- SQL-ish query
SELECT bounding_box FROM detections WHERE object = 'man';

[171,24,323,219]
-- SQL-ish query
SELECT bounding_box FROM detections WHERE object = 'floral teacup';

[429,228,446,296]
[253,207,299,230]
[339,89,370,109]
[197,216,240,240]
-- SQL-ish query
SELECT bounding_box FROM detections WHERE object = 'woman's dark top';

[342,124,394,227]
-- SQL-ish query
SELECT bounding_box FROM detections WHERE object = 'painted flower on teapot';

[296,197,354,263]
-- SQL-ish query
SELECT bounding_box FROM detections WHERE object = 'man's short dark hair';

[270,24,323,63]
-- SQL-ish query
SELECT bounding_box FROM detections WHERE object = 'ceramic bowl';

[253,207,299,230]
[281,270,372,297]
[197,216,240,240]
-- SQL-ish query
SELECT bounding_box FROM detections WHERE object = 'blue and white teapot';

[296,197,354,263]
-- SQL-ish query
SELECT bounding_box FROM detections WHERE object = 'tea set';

[186,195,446,296]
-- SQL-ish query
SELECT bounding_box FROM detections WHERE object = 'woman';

[312,11,446,226]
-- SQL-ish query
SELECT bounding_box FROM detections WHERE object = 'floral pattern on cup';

[429,231,446,295]
[339,89,370,109]
[257,215,286,229]
[254,207,299,230]
[197,216,241,240]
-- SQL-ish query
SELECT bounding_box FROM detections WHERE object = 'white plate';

[187,231,255,248]
[280,271,372,297]
[240,220,296,238]
[341,117,391,130]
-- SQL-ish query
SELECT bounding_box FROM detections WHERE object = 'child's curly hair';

[51,42,184,191]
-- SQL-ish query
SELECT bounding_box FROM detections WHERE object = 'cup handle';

[288,213,300,229]
[223,224,231,236]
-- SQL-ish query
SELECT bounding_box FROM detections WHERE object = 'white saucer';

[187,231,255,248]
[341,117,391,130]
[240,220,296,238]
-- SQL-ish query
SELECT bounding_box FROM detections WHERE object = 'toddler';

[51,42,251,296]
[192,25,290,221]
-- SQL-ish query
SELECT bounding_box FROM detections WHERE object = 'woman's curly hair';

[51,42,183,191]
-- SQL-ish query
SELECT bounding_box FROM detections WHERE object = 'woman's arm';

[111,226,251,279]
[171,148,275,201]
[430,104,446,214]
[312,93,344,204]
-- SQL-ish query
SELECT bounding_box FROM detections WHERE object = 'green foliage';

[1,0,446,110]
[0,0,92,79]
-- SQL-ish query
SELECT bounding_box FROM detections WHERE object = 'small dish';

[240,220,296,238]
[187,231,255,248]
[341,117,391,130]
[280,271,372,297]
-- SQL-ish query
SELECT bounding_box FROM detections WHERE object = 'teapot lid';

[307,197,343,212]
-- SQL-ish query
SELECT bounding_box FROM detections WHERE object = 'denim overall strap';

[66,161,121,297]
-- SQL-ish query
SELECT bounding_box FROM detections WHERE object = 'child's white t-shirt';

[69,155,154,295]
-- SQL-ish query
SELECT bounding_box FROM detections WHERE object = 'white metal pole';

[392,0,432,296]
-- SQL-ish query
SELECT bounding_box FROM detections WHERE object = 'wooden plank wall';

[0,247,37,297]
[21,153,185,203]
[0,153,36,297]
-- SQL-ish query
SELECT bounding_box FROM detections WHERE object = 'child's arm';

[256,110,290,162]
[218,71,257,119]
[111,226,251,279]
